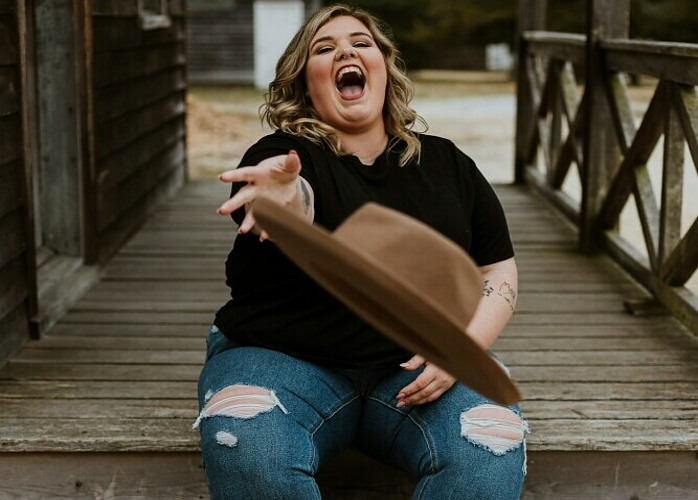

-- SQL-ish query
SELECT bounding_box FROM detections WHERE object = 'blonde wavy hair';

[260,4,426,166]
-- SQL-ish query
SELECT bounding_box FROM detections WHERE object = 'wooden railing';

[515,0,698,333]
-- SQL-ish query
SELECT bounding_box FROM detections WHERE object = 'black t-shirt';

[214,131,514,368]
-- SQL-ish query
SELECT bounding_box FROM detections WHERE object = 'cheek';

[374,71,388,104]
[305,63,330,105]
[368,58,388,94]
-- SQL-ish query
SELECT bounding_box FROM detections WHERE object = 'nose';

[335,47,357,61]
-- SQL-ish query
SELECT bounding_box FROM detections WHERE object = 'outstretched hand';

[217,151,303,239]
[396,354,456,408]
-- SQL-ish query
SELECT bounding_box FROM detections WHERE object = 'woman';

[195,4,527,499]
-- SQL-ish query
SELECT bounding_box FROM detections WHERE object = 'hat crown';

[333,204,481,330]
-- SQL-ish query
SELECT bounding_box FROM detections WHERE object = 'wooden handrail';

[524,32,586,66]
[602,39,698,86]
[523,32,586,45]
[514,0,697,334]
[601,38,698,58]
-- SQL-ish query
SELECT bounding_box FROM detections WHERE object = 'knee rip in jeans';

[460,404,529,457]
[192,384,288,431]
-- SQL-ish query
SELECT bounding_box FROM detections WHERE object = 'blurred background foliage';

[328,0,698,69]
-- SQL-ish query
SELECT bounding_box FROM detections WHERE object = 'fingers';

[216,152,299,219]
[238,210,257,234]
[217,166,259,184]
[396,364,456,408]
[282,150,302,176]
[217,154,290,183]
[400,354,425,371]
[217,183,256,216]
[216,185,271,240]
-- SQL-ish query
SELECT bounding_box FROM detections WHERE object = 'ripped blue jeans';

[196,325,528,500]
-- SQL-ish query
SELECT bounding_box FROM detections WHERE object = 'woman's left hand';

[396,354,456,408]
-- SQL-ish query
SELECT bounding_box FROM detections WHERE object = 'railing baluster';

[604,73,635,154]
[550,62,563,184]
[555,63,584,185]
[672,85,698,173]
[659,85,685,268]
[559,62,581,138]
[632,156,661,270]
[524,55,543,165]
[598,83,666,229]
[536,63,557,176]
[661,220,698,286]
[550,93,586,190]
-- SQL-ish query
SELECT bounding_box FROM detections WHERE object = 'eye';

[353,41,370,48]
[316,46,333,54]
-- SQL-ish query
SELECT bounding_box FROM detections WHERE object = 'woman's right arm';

[216,150,315,239]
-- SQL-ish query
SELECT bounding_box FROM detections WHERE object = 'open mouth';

[335,65,365,99]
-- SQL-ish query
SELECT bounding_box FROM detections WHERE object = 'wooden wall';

[0,0,190,365]
[92,0,188,263]
[0,1,32,364]
[187,0,254,84]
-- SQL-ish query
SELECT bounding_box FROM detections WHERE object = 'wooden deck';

[1,180,697,499]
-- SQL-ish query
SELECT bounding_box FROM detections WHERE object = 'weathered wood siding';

[0,1,31,364]
[187,0,254,84]
[92,0,187,264]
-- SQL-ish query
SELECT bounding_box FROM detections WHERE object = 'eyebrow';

[310,31,373,51]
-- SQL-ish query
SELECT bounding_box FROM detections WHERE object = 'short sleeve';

[229,132,319,225]
[468,163,515,266]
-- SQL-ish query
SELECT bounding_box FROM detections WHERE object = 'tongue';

[340,85,363,98]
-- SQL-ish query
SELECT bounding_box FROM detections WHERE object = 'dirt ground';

[186,70,518,182]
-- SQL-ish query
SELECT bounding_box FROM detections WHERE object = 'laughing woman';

[194,4,528,499]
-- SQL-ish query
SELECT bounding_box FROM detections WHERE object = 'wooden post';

[579,0,629,253]
[75,0,98,264]
[33,0,84,257]
[658,87,683,270]
[514,0,547,184]
[16,0,40,338]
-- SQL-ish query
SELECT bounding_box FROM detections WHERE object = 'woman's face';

[305,16,388,134]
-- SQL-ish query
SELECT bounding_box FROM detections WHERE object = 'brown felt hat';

[252,197,521,405]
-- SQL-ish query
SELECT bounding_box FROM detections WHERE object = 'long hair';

[260,4,426,166]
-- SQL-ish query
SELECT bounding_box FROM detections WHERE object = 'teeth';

[336,66,363,83]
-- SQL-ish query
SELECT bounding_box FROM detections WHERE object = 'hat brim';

[252,197,521,405]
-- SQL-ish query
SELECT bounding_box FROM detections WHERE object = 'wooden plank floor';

[1,180,697,499]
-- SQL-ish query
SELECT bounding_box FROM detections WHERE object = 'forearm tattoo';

[299,179,312,215]
[497,282,517,311]
[482,279,517,311]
